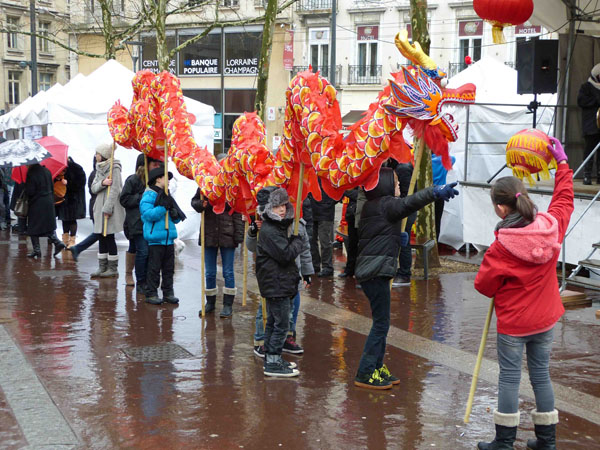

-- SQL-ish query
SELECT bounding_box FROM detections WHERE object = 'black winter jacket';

[191,189,244,248]
[302,197,313,224]
[343,188,359,222]
[577,81,600,136]
[256,218,304,299]
[356,167,435,282]
[120,173,145,237]
[56,159,86,221]
[310,181,336,222]
[25,164,56,236]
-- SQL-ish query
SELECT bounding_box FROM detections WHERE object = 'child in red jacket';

[475,137,573,450]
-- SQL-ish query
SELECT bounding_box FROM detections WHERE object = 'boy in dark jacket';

[255,186,307,377]
[354,167,458,389]
[140,167,186,305]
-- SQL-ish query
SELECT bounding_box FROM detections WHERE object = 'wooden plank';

[568,275,600,290]
[560,289,591,307]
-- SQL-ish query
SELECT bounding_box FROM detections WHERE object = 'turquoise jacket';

[140,188,180,246]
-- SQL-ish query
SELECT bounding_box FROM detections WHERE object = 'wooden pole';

[200,195,206,318]
[242,221,249,307]
[464,298,495,424]
[144,154,149,187]
[391,138,425,290]
[164,147,169,230]
[261,296,267,331]
[293,164,305,236]
[102,142,116,237]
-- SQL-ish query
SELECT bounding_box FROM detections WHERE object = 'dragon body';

[108,29,476,215]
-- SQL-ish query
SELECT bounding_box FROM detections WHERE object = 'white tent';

[44,59,215,240]
[440,57,557,249]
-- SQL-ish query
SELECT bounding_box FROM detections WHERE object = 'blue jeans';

[204,246,235,290]
[129,235,149,283]
[497,327,555,414]
[264,297,292,355]
[254,292,300,345]
[73,233,100,254]
[357,277,391,376]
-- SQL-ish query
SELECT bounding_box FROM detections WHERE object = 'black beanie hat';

[257,186,277,206]
[148,166,173,185]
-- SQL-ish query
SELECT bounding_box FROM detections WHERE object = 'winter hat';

[365,167,396,200]
[148,166,173,186]
[257,186,277,207]
[269,188,289,207]
[95,143,114,161]
[589,64,600,90]
[135,153,160,170]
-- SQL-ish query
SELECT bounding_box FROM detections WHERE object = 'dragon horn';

[395,29,437,70]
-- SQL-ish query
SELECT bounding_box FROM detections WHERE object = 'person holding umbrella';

[24,163,66,258]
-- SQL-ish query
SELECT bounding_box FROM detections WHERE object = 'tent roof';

[48,59,214,127]
[532,0,600,35]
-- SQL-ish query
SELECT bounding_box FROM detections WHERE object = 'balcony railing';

[296,0,332,12]
[348,65,382,85]
[292,65,342,86]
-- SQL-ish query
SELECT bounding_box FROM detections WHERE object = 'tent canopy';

[532,0,600,35]
[440,57,557,249]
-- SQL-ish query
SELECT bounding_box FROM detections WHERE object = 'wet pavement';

[1,231,599,449]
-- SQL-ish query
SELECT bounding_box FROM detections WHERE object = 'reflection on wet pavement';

[0,235,599,449]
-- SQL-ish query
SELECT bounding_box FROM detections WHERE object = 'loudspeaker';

[516,39,558,94]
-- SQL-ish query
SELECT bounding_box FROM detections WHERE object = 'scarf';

[150,185,187,222]
[495,211,531,232]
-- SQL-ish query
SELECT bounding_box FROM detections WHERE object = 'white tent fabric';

[439,57,557,250]
[532,0,600,35]
[44,60,215,240]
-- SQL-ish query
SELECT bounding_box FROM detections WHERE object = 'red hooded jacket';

[474,164,574,335]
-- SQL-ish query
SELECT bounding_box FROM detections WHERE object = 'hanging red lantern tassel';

[474,0,534,44]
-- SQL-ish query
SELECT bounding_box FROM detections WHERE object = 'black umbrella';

[0,139,52,169]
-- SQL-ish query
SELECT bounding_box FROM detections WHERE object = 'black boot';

[27,236,41,258]
[478,411,519,450]
[203,295,216,315]
[163,290,179,304]
[48,233,66,256]
[220,291,235,318]
[526,410,558,450]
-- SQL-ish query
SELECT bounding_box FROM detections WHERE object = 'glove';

[433,182,459,202]
[169,208,180,221]
[547,136,568,163]
[303,275,312,285]
[399,232,409,248]
[249,220,258,237]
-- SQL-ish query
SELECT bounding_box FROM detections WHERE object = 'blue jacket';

[140,188,180,246]
[432,155,456,186]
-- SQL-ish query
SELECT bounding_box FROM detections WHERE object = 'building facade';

[1,0,71,113]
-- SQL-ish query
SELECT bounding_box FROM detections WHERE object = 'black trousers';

[146,244,175,296]
[264,296,292,356]
[584,134,600,179]
[434,199,445,242]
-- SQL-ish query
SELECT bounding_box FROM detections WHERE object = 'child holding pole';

[474,137,573,450]
[354,166,458,389]
[140,167,186,305]
[253,186,309,377]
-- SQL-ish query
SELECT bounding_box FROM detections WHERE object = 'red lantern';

[505,128,556,185]
[474,0,534,44]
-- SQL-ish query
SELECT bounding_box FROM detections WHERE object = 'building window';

[39,73,53,91]
[224,30,262,76]
[179,31,221,76]
[356,25,379,79]
[38,21,51,53]
[220,0,239,6]
[8,71,20,105]
[457,20,482,72]
[6,16,20,50]
[309,28,329,78]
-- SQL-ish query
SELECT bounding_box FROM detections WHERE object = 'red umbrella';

[12,136,69,183]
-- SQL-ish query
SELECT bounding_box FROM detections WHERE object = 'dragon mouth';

[438,84,476,142]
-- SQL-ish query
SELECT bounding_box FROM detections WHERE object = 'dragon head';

[384,30,476,145]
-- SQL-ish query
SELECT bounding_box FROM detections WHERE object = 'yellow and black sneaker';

[378,364,401,385]
[354,369,392,390]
